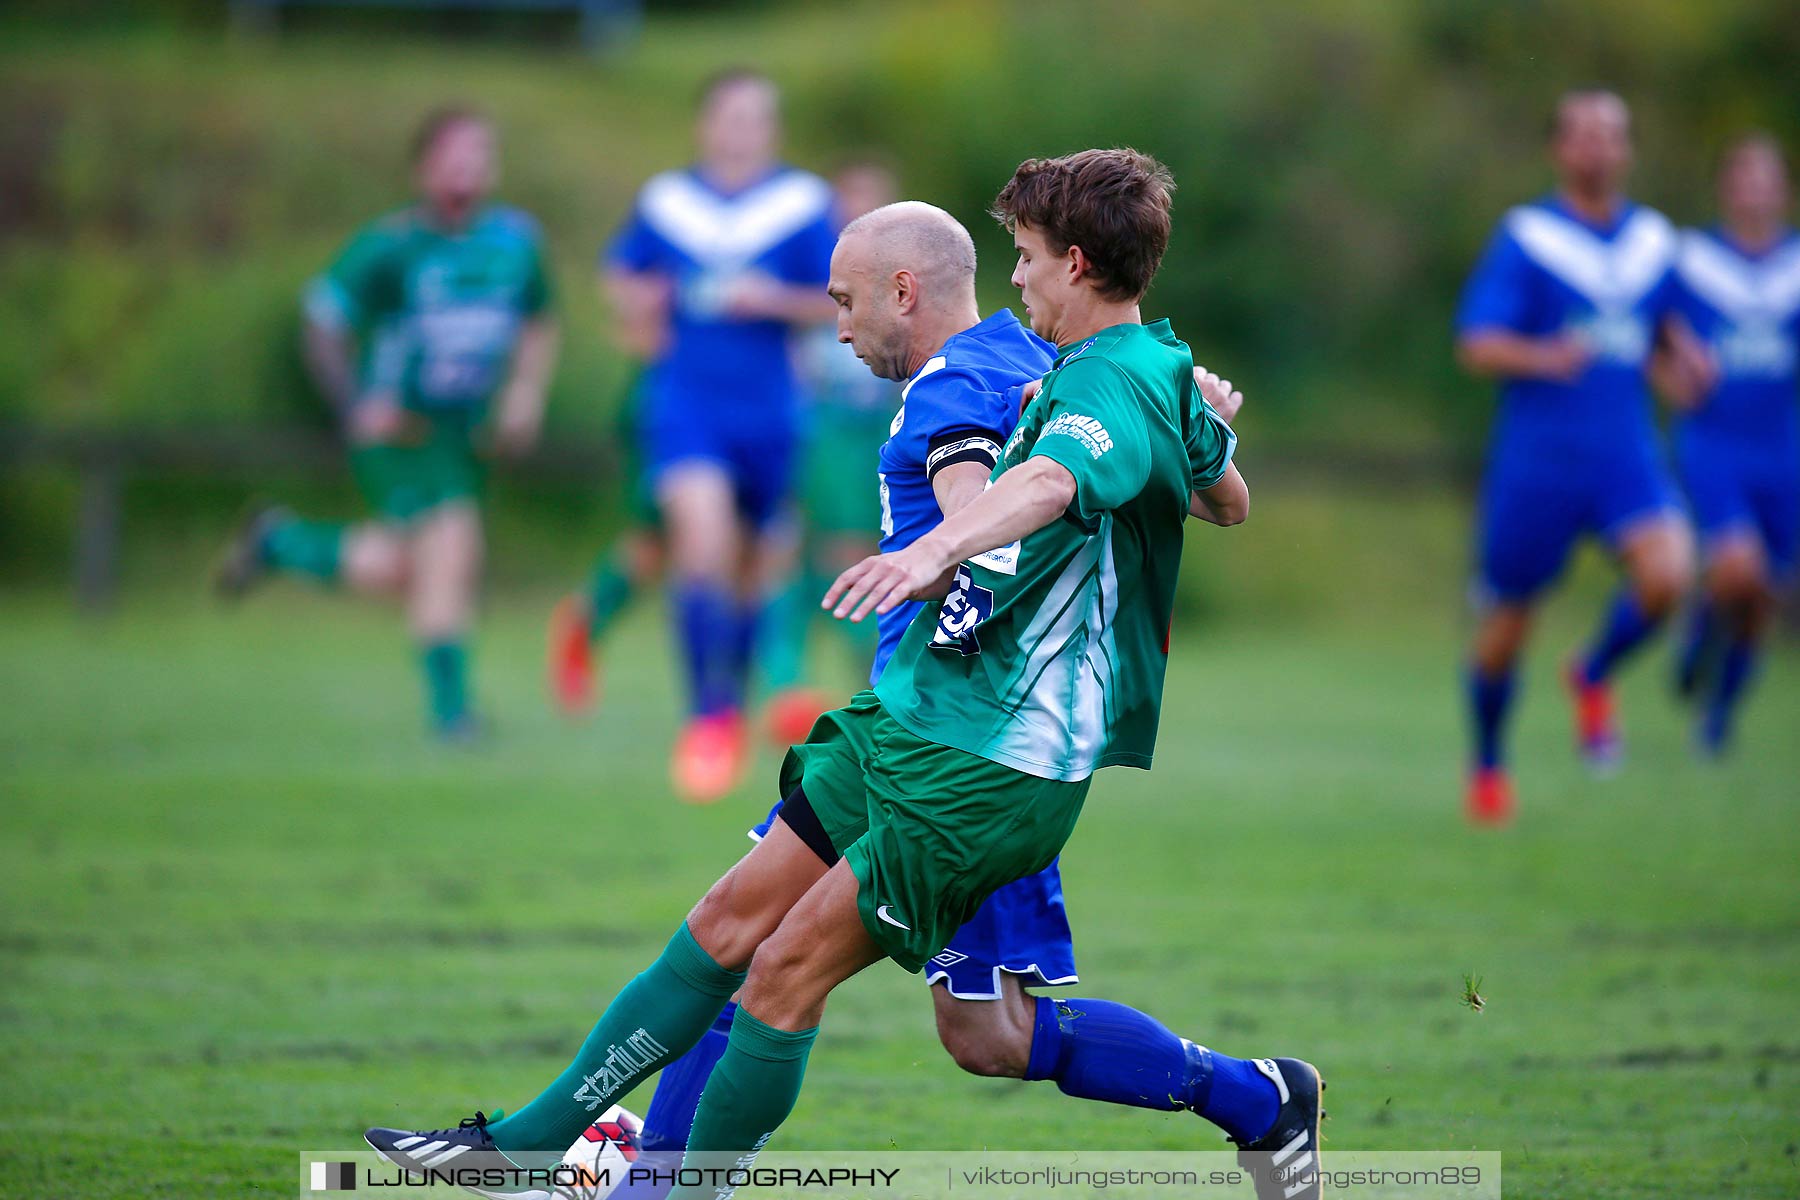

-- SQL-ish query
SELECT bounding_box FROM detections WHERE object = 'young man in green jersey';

[217,109,559,740]
[366,150,1320,1200]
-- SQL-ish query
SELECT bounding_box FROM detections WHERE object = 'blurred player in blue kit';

[1666,133,1799,756]
[760,159,903,742]
[584,69,837,802]
[1454,90,1708,822]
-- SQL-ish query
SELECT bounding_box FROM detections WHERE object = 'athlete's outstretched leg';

[1696,535,1774,755]
[1465,601,1531,822]
[407,502,483,737]
[660,463,751,800]
[675,859,882,1191]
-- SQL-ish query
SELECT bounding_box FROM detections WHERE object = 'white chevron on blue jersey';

[1676,230,1800,322]
[890,353,948,436]
[637,168,832,266]
[1505,205,1676,308]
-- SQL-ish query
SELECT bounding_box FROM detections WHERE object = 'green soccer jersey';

[873,318,1236,782]
[303,205,553,418]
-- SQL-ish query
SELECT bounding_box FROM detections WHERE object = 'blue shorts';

[750,800,1078,999]
[641,391,797,529]
[1678,438,1800,581]
[1476,439,1683,603]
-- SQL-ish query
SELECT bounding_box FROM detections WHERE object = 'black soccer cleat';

[213,503,288,600]
[364,1110,523,1178]
[1232,1057,1325,1200]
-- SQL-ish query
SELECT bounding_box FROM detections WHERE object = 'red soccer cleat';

[1465,766,1514,826]
[764,687,834,748]
[548,596,597,715]
[671,711,749,804]
[1565,660,1621,775]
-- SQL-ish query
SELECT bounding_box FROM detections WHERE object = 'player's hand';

[348,398,417,446]
[1018,378,1044,411]
[721,271,789,320]
[1193,365,1244,424]
[487,407,541,460]
[1536,334,1593,383]
[823,545,955,623]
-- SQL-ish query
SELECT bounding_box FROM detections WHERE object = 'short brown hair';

[991,148,1176,301]
[411,105,487,163]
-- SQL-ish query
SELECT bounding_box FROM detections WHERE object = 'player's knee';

[933,993,1032,1079]
[686,880,770,972]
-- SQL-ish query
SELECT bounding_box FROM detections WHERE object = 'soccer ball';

[554,1106,644,1200]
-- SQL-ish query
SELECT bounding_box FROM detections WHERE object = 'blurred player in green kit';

[217,108,560,740]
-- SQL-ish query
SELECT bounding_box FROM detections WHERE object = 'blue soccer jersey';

[1457,197,1685,599]
[605,166,837,419]
[1670,226,1800,573]
[1458,196,1681,453]
[872,309,1056,681]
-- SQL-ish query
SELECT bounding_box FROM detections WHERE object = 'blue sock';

[1704,637,1758,749]
[1467,665,1515,771]
[1580,589,1661,685]
[674,583,735,716]
[420,640,468,730]
[1676,602,1719,697]
[1022,996,1278,1142]
[726,602,761,710]
[640,1002,736,1152]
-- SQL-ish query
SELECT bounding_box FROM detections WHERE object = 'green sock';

[757,572,809,692]
[487,922,746,1157]
[262,518,342,583]
[420,640,469,730]
[585,554,636,642]
[675,1007,818,1190]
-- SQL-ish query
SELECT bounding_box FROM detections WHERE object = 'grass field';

[2,553,1798,1199]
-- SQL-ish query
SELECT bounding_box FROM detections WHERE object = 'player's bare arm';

[1649,313,1717,412]
[300,313,360,417]
[825,456,1077,623]
[1456,328,1592,382]
[1189,461,1249,526]
[723,270,840,324]
[602,267,672,357]
[931,459,993,520]
[488,317,561,457]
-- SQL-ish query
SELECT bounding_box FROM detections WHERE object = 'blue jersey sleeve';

[1456,224,1539,336]
[603,200,667,274]
[900,368,1016,479]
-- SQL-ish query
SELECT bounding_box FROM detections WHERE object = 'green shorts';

[351,420,485,523]
[801,414,888,537]
[779,691,1090,972]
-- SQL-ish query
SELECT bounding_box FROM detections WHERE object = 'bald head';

[828,201,985,383]
[838,202,977,298]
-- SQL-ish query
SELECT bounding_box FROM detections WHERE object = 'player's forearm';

[502,319,560,414]
[1455,332,1565,381]
[301,319,360,414]
[915,457,1076,569]
[1188,463,1249,526]
[603,269,669,347]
